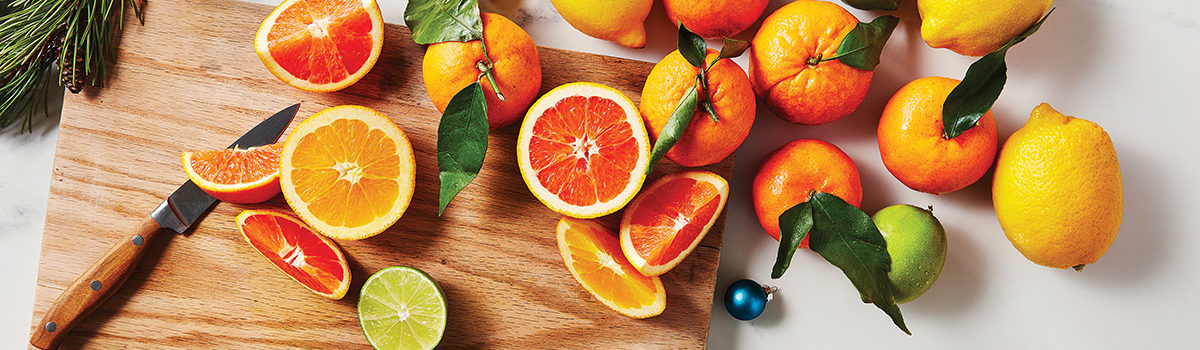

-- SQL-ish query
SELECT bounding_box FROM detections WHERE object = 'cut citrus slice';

[279,105,416,240]
[557,217,666,319]
[358,266,447,350]
[182,143,284,204]
[236,209,350,299]
[620,171,728,276]
[254,0,384,92]
[517,82,650,219]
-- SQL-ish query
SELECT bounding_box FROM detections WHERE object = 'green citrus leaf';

[718,37,751,60]
[677,23,707,68]
[841,0,900,11]
[646,85,699,175]
[833,15,899,71]
[404,0,482,45]
[942,9,1053,139]
[437,82,488,216]
[808,192,911,335]
[772,201,812,279]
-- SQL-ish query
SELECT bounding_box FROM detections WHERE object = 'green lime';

[357,266,447,350]
[873,204,947,304]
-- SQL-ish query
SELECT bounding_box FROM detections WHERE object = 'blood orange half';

[620,171,728,276]
[557,217,666,319]
[517,82,651,219]
[236,209,351,299]
[254,0,384,92]
[182,143,284,204]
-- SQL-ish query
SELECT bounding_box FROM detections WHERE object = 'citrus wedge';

[236,209,350,299]
[182,143,283,204]
[620,171,728,276]
[557,217,666,319]
[254,0,384,92]
[279,105,416,240]
[518,82,650,219]
[358,266,447,350]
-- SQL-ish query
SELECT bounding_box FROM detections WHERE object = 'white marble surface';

[3,0,1199,348]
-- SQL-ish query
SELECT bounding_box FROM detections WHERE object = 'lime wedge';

[357,266,447,350]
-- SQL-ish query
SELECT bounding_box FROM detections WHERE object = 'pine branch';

[0,0,144,133]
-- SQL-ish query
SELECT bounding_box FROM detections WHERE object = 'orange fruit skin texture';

[422,13,542,130]
[877,76,998,194]
[748,0,872,125]
[663,0,769,38]
[641,49,755,167]
[753,139,862,246]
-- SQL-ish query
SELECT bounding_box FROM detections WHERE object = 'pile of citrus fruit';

[191,0,1124,346]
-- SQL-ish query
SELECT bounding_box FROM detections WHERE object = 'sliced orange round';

[236,209,351,299]
[620,171,728,276]
[557,217,666,319]
[254,0,384,92]
[517,82,650,219]
[182,143,284,204]
[279,105,416,240]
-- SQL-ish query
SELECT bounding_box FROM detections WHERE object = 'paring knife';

[29,104,301,349]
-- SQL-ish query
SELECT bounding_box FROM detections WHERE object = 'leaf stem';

[477,39,505,101]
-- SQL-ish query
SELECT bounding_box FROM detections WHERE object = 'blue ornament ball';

[724,279,769,321]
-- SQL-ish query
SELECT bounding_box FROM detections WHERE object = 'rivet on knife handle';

[30,217,167,349]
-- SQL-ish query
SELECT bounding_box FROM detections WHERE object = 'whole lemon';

[873,204,947,304]
[993,103,1123,269]
[917,0,1053,56]
[549,0,652,48]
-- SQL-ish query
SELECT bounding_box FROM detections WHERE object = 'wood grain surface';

[28,0,732,348]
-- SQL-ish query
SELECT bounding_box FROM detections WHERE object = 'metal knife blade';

[151,103,300,233]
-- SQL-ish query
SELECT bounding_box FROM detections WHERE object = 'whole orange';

[753,139,862,247]
[640,49,755,167]
[748,0,872,125]
[663,0,769,38]
[877,76,997,194]
[422,13,542,130]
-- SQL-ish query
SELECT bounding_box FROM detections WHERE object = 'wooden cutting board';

[28,0,731,348]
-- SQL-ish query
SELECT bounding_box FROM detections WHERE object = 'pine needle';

[0,0,144,133]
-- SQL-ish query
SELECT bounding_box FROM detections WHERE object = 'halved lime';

[357,266,447,350]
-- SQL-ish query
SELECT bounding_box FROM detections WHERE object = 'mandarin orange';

[663,0,769,38]
[748,0,872,125]
[640,49,755,167]
[878,76,998,194]
[753,139,862,246]
[422,13,542,129]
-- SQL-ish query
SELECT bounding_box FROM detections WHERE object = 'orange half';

[620,171,728,276]
[254,0,384,92]
[237,209,351,299]
[517,82,650,218]
[182,143,284,204]
[557,217,666,319]
[279,105,416,240]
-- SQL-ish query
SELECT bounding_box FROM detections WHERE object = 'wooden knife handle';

[30,216,167,349]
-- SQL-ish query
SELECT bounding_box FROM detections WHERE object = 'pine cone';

[60,50,85,94]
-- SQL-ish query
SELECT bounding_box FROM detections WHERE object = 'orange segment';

[518,83,650,219]
[182,143,283,204]
[280,105,416,240]
[620,171,729,276]
[557,217,666,318]
[255,0,384,92]
[237,209,350,299]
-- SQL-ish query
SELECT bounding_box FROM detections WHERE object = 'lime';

[357,266,447,350]
[873,204,947,304]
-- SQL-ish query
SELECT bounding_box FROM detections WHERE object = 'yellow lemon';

[917,0,1053,56]
[549,0,652,48]
[993,103,1123,269]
